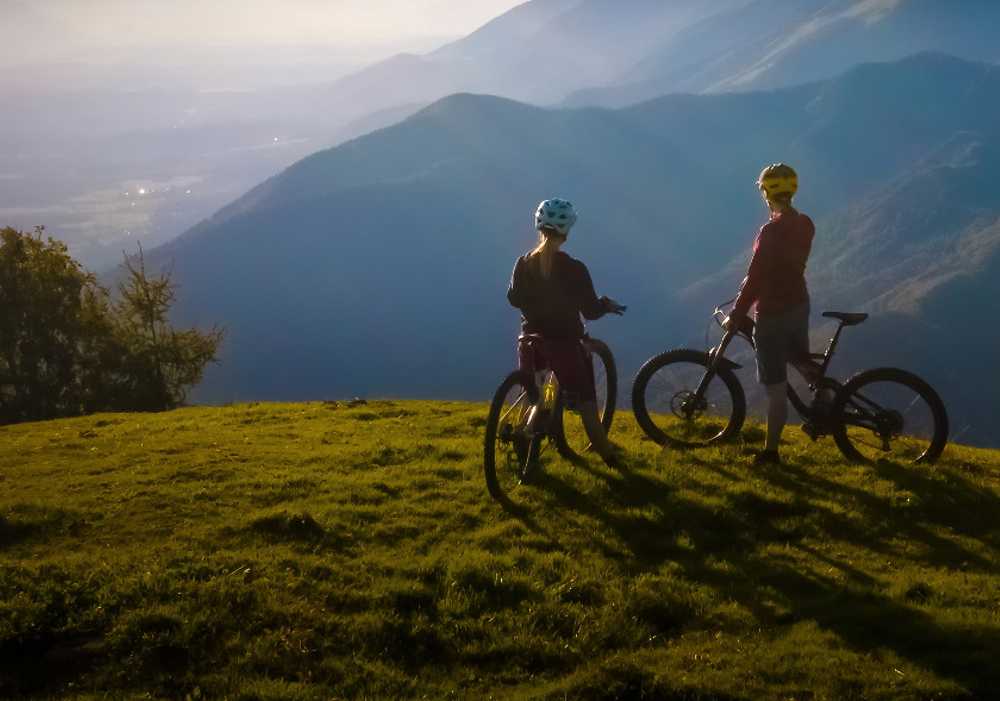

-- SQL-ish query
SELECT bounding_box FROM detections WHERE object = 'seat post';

[820,322,846,376]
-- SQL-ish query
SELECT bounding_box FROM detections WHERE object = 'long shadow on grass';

[713,456,999,695]
[539,463,752,567]
[874,460,1000,552]
[758,557,1000,697]
[541,451,1000,696]
[751,460,997,573]
[0,515,34,548]
[0,630,106,697]
[0,506,87,548]
[489,474,567,551]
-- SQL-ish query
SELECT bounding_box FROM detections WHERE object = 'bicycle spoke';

[635,353,739,446]
[498,392,528,425]
[837,376,943,463]
[486,375,539,505]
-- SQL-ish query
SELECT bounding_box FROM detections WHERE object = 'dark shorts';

[753,303,810,386]
[517,336,597,407]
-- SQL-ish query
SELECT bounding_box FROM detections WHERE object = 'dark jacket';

[507,251,608,339]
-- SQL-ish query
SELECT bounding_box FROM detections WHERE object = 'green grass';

[1,400,999,700]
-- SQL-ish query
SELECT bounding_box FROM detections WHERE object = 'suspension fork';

[687,331,736,413]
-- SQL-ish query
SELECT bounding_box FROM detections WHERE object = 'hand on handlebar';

[603,297,627,316]
[722,314,748,334]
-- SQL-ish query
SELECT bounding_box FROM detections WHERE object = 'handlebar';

[706,299,754,367]
[712,297,738,328]
[712,298,754,338]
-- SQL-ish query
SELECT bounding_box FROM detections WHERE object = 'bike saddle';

[822,311,869,326]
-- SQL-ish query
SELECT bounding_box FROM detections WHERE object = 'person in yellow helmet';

[724,164,817,465]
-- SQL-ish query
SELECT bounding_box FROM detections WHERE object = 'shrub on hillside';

[0,226,223,423]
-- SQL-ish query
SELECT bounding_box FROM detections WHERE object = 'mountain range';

[208,0,1000,143]
[11,0,1000,271]
[566,0,1000,106]
[149,53,1000,446]
[310,0,1000,123]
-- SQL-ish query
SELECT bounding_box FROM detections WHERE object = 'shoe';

[752,449,781,466]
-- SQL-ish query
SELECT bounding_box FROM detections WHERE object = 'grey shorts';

[753,303,810,386]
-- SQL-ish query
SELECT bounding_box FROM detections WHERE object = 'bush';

[0,226,223,422]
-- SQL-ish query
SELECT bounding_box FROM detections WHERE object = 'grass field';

[1,400,999,700]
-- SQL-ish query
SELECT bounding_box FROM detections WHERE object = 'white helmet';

[534,198,577,237]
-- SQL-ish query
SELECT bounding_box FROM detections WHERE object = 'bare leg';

[578,400,616,464]
[765,381,788,452]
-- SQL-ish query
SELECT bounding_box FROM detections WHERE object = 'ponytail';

[530,229,563,279]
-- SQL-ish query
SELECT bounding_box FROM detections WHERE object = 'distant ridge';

[565,0,1000,107]
[153,54,1000,446]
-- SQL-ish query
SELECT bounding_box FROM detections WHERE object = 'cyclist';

[724,164,822,465]
[507,198,625,468]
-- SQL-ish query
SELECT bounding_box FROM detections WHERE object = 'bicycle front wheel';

[484,371,538,503]
[632,349,746,447]
[832,368,948,464]
[554,338,617,460]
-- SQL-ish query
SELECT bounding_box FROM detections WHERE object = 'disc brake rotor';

[671,391,707,420]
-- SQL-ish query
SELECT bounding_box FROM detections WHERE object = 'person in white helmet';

[507,198,625,468]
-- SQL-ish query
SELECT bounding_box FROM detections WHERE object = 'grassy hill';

[2,401,999,699]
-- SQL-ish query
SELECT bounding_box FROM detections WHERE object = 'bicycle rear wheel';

[632,349,746,447]
[484,371,539,503]
[554,338,617,459]
[832,367,948,464]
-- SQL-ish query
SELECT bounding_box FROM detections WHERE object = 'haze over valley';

[6,0,1000,445]
[1,0,520,268]
[7,0,1000,269]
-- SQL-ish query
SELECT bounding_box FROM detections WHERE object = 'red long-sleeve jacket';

[732,210,814,321]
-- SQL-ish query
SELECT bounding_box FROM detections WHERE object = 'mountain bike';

[631,302,949,464]
[484,334,617,504]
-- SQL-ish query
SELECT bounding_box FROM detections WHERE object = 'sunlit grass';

[1,401,998,699]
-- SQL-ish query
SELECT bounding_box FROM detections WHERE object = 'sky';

[5,0,527,58]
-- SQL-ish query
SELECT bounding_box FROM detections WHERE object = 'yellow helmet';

[757,163,798,202]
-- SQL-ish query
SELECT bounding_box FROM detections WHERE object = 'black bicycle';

[632,302,949,464]
[484,334,617,504]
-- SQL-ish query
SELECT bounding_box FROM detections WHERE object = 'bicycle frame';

[632,301,947,460]
[703,307,852,423]
[518,335,568,422]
